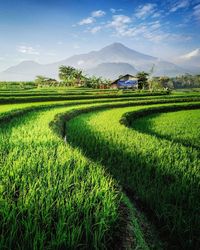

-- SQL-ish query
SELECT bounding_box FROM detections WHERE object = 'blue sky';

[0,0,200,71]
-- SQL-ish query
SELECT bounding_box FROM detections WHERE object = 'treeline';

[35,66,110,89]
[36,66,200,90]
[1,65,199,90]
[150,74,200,89]
[36,67,151,89]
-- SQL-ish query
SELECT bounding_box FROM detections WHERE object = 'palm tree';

[59,65,76,85]
[73,69,83,86]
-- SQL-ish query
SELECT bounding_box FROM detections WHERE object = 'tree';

[159,76,172,88]
[103,79,111,88]
[73,69,84,86]
[35,75,58,87]
[35,75,47,85]
[59,66,86,87]
[136,71,149,89]
[83,75,109,89]
[149,78,163,91]
[59,66,76,86]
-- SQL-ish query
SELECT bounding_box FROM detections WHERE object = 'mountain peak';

[98,42,156,61]
[107,42,127,48]
[100,42,130,52]
[19,60,40,65]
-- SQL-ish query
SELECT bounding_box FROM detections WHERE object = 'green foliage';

[0,81,36,90]
[151,74,200,89]
[84,75,110,89]
[58,66,111,88]
[149,80,162,91]
[35,75,58,87]
[58,66,86,86]
[59,65,76,82]
[136,71,149,89]
[173,73,200,88]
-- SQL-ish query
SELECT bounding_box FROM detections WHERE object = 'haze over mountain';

[0,43,192,81]
[175,49,200,74]
[86,62,138,79]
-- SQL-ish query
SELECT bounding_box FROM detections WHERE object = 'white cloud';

[152,13,161,18]
[107,15,163,40]
[143,31,169,43]
[78,17,94,25]
[107,14,188,44]
[90,26,102,34]
[78,9,105,26]
[170,0,189,12]
[119,26,144,37]
[107,15,132,35]
[110,8,123,14]
[142,29,191,43]
[76,4,192,45]
[193,4,200,21]
[110,8,116,13]
[91,10,106,17]
[17,46,40,55]
[150,21,161,30]
[135,3,157,19]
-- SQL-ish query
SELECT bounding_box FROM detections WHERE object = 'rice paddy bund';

[0,88,199,250]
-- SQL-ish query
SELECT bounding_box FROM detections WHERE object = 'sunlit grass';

[0,88,199,249]
[67,102,200,249]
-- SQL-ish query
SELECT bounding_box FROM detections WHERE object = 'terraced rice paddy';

[0,87,199,249]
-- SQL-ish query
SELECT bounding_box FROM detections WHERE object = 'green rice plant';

[1,95,200,126]
[0,88,200,249]
[131,109,200,148]
[0,105,120,249]
[0,89,175,104]
[66,102,200,249]
[0,98,166,250]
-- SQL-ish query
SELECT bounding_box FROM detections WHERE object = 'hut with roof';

[111,74,138,89]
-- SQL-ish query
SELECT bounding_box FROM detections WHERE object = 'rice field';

[132,109,200,149]
[0,87,199,249]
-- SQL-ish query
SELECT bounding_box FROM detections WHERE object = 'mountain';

[0,42,191,81]
[50,42,157,71]
[86,62,137,79]
[1,61,43,81]
[0,60,58,81]
[152,60,188,76]
[176,49,200,73]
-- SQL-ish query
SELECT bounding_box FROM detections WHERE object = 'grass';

[0,105,121,249]
[66,102,200,249]
[0,98,166,250]
[132,109,200,148]
[0,87,199,249]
